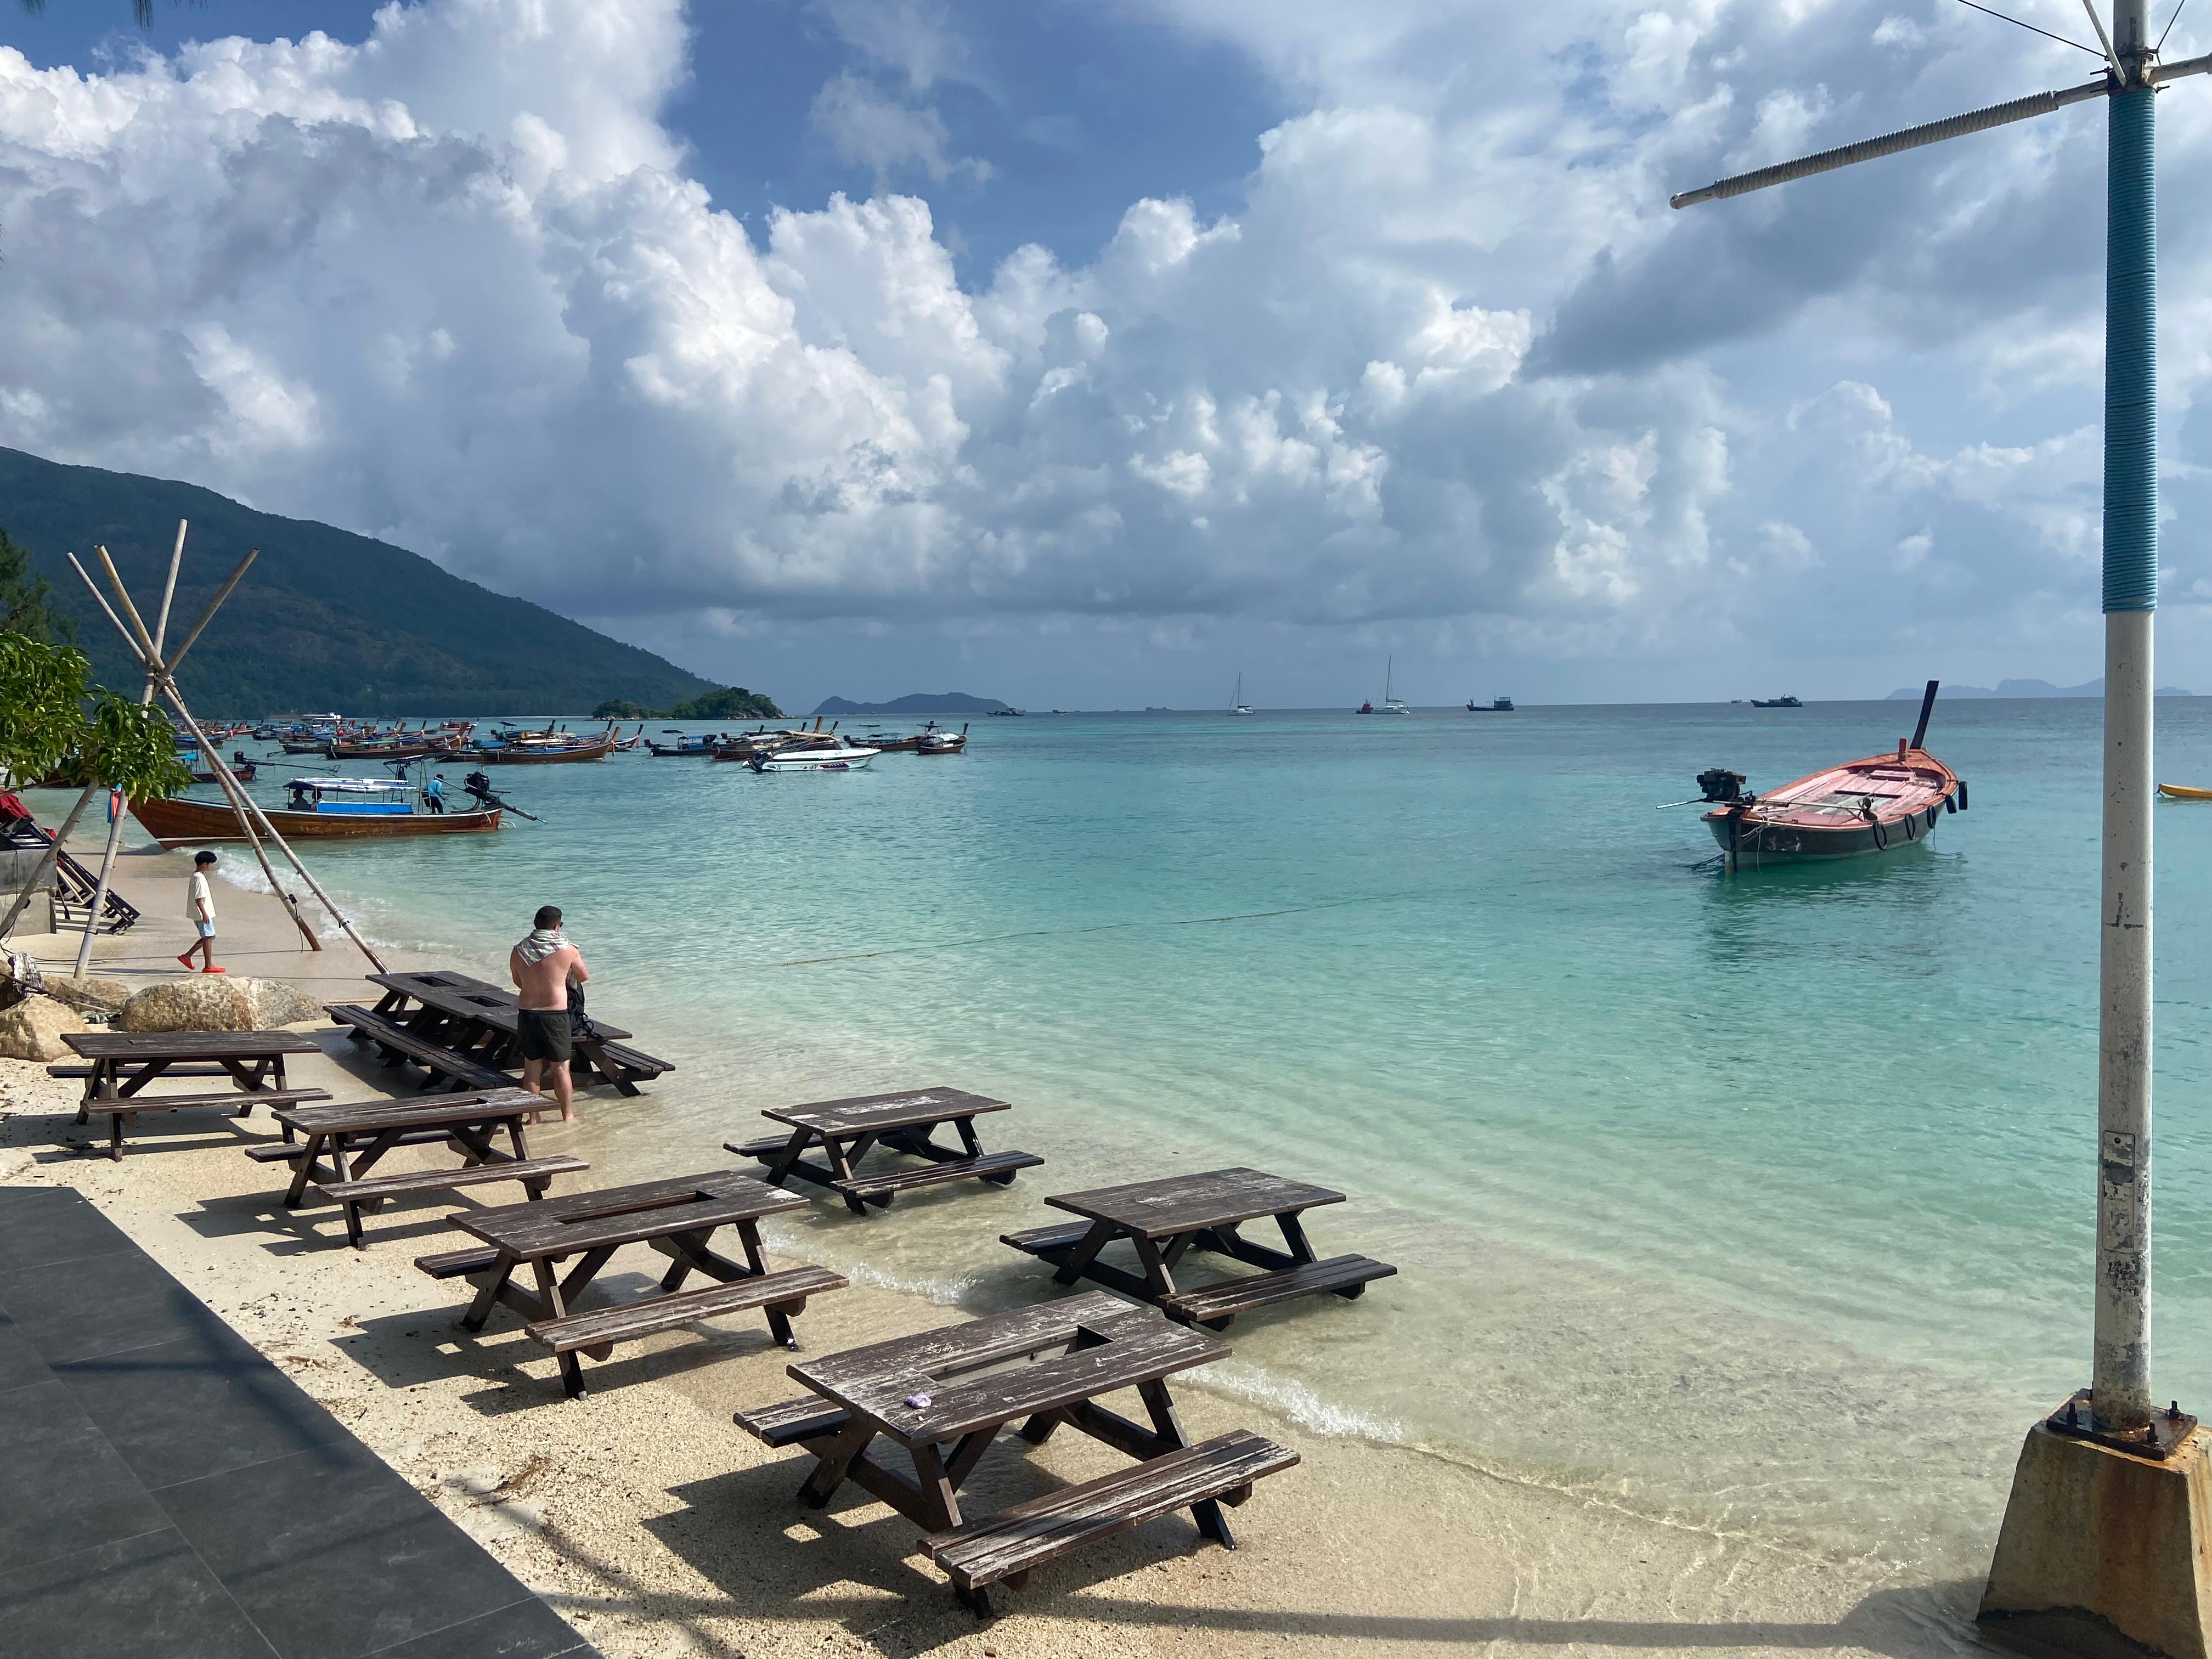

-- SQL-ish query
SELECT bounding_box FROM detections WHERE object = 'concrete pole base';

[1980,1410,2212,1658]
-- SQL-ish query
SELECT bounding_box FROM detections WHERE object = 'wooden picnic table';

[262,1087,589,1249]
[63,1030,330,1160]
[1001,1167,1397,1330]
[725,1085,1042,1215]
[334,969,672,1096]
[435,1171,846,1398]
[736,1290,1297,1615]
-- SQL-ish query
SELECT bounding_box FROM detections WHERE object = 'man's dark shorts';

[517,1008,572,1063]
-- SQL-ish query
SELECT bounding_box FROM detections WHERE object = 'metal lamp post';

[1673,6,2212,1649]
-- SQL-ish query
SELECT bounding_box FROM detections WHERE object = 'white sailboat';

[1230,672,1256,716]
[1381,656,1412,714]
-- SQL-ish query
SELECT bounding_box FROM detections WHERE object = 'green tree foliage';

[0,632,192,798]
[668,686,783,720]
[0,631,93,782]
[594,687,785,720]
[0,527,74,644]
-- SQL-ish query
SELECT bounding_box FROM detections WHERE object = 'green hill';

[0,447,720,716]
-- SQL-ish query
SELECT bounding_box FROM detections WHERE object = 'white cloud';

[1,0,2208,699]
[808,71,990,185]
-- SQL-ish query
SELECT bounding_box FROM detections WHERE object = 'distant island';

[1886,679,2195,698]
[1,445,718,716]
[596,686,782,720]
[813,691,1012,716]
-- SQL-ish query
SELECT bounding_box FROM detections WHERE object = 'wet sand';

[0,831,1985,1658]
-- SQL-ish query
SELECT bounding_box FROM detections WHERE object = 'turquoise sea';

[168,700,2212,1576]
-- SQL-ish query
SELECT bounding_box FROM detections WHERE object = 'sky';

[2,0,2210,710]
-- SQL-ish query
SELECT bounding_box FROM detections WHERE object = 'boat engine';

[1696,767,1748,804]
[460,770,504,811]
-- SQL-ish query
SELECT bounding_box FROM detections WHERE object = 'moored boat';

[129,783,501,847]
[916,721,968,755]
[2158,782,2212,800]
[748,739,878,772]
[454,725,615,764]
[646,730,723,757]
[1696,681,1967,868]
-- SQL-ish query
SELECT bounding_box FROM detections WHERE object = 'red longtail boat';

[1697,681,1970,868]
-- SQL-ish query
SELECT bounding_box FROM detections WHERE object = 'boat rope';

[765,888,1429,969]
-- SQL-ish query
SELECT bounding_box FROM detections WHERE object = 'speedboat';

[748,740,879,772]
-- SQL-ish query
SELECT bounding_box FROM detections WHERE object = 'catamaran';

[1230,673,1255,716]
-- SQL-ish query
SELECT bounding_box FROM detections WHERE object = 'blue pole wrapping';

[2105,84,2157,614]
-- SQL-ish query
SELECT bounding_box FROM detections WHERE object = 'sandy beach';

[0,830,1986,1659]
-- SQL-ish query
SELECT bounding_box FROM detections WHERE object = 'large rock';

[41,974,132,1018]
[0,993,88,1061]
[242,978,325,1028]
[116,976,257,1032]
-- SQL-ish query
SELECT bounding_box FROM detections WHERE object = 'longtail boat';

[131,781,501,847]
[1694,681,1968,868]
[453,724,615,764]
[2159,782,2212,800]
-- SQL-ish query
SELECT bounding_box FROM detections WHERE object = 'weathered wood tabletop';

[63,1029,323,1100]
[776,1291,1228,1521]
[730,1085,1042,1215]
[443,1171,832,1397]
[266,1086,581,1249]
[1003,1167,1398,1330]
[362,969,669,1096]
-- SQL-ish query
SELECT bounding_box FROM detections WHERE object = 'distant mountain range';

[1887,679,2196,698]
[814,692,1012,715]
[0,446,720,716]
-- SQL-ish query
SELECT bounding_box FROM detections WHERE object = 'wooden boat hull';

[1704,747,1959,866]
[1705,811,1942,861]
[129,796,502,847]
[2159,783,2212,800]
[454,739,612,764]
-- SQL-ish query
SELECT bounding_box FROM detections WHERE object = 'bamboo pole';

[77,548,318,951]
[164,549,256,675]
[75,522,187,977]
[66,550,376,967]
[161,693,322,952]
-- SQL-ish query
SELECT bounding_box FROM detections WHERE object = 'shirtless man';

[508,905,588,1122]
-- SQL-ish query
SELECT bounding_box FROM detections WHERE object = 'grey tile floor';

[0,1187,596,1659]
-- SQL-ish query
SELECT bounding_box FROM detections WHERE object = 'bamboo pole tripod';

[60,534,387,974]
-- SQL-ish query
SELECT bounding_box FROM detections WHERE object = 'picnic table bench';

[1002,1167,1397,1330]
[725,1086,1042,1215]
[429,1171,847,1398]
[263,1087,588,1249]
[61,1030,331,1160]
[330,970,673,1097]
[735,1290,1296,1615]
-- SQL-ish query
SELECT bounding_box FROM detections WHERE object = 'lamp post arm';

[1671,78,2109,208]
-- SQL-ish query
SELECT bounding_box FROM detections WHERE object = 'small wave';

[1194,1360,1409,1443]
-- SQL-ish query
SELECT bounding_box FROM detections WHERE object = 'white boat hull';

[751,747,879,772]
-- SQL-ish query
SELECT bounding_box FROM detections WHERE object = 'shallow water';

[171,700,2212,1572]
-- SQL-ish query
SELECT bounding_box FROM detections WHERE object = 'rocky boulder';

[243,978,325,1028]
[116,976,257,1032]
[0,993,88,1061]
[41,974,133,1019]
[116,975,328,1033]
